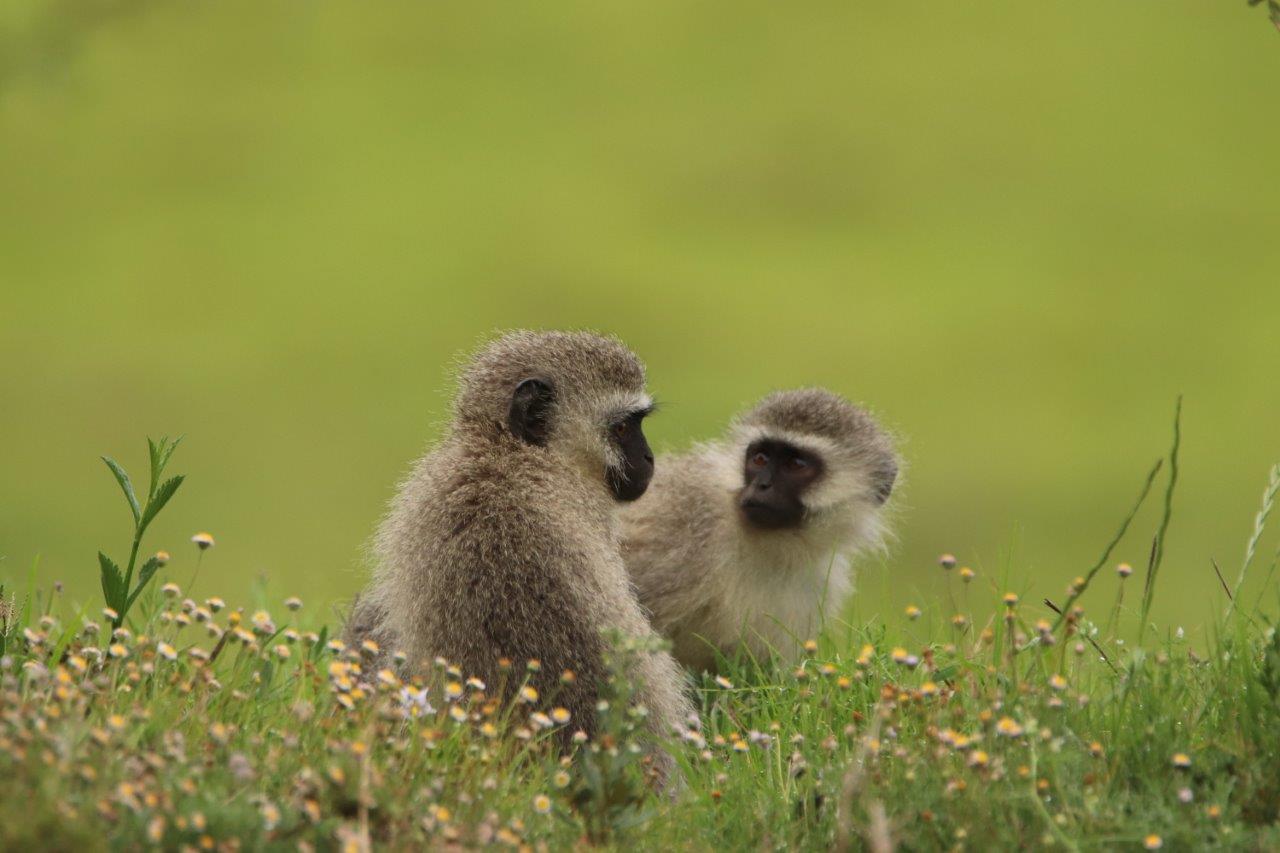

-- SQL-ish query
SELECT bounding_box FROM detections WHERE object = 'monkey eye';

[750,452,769,467]
[613,421,629,438]
[786,456,810,470]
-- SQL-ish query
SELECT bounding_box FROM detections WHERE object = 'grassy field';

[3,422,1280,850]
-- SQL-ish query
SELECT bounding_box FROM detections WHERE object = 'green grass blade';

[1138,395,1182,645]
[1051,457,1162,632]
[1228,462,1280,617]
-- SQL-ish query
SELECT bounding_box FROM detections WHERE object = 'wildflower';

[448,705,467,722]
[1172,753,1191,769]
[326,639,346,654]
[530,712,553,729]
[1206,804,1221,819]
[157,643,178,662]
[360,639,380,656]
[108,643,129,659]
[526,658,541,672]
[959,567,975,582]
[465,676,486,691]
[553,770,571,788]
[939,554,957,569]
[550,707,571,725]
[572,730,588,744]
[273,645,291,660]
[1117,562,1133,578]
[995,717,1024,738]
[920,681,939,698]
[560,669,576,684]
[968,750,990,767]
[1143,835,1162,850]
[191,532,215,550]
[891,647,919,668]
[715,675,733,689]
[1048,674,1067,691]
[251,611,275,634]
[905,605,922,620]
[160,582,180,598]
[1002,592,1019,607]
[206,597,226,612]
[284,596,303,611]
[952,614,968,628]
[1089,741,1104,757]
[803,639,819,653]
[532,794,552,814]
[1178,787,1193,803]
[102,607,119,622]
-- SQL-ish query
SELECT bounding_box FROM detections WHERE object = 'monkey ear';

[873,460,898,505]
[508,378,555,446]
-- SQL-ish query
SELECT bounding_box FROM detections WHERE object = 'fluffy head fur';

[346,330,690,775]
[621,388,899,672]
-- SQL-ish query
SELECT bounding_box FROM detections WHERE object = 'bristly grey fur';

[620,388,899,673]
[345,330,691,781]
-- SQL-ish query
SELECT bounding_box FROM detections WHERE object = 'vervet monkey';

[620,388,898,672]
[347,331,692,775]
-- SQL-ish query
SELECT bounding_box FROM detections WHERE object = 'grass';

[2,425,1280,851]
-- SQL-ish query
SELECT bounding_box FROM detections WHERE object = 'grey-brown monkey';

[346,331,691,772]
[620,388,898,673]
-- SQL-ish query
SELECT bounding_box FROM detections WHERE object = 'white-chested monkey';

[619,388,899,672]
[346,331,691,779]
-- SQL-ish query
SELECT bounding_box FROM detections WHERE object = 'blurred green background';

[3,1,1278,632]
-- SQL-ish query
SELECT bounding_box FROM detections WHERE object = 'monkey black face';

[605,408,655,502]
[738,439,824,530]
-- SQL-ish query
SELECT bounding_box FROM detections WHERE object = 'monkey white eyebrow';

[605,392,654,422]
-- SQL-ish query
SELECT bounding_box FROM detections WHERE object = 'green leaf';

[102,456,141,527]
[147,435,184,499]
[139,475,184,535]
[98,552,125,612]
[125,556,165,612]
